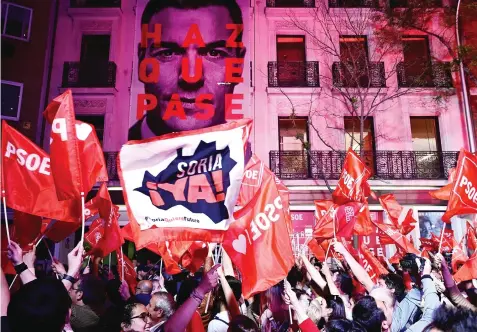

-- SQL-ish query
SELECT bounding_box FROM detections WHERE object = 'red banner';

[289,211,315,254]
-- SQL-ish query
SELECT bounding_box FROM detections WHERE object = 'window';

[2,3,33,41]
[76,115,105,146]
[279,117,309,178]
[78,34,111,86]
[339,36,369,87]
[1,81,23,121]
[344,117,375,172]
[410,117,442,178]
[402,36,433,86]
[276,35,307,86]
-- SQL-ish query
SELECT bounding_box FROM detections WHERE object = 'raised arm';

[300,254,327,290]
[321,261,341,296]
[218,266,241,318]
[61,241,85,291]
[7,241,36,285]
[333,242,375,293]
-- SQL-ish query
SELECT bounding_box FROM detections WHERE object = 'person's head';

[8,278,72,332]
[294,289,311,311]
[69,275,107,308]
[136,280,153,295]
[353,296,388,332]
[306,298,324,326]
[266,282,288,321]
[138,0,246,133]
[213,276,242,315]
[287,265,304,288]
[378,273,405,302]
[227,314,259,332]
[325,318,366,332]
[424,305,477,332]
[151,279,161,293]
[121,303,149,332]
[176,277,199,306]
[323,295,346,322]
[333,271,354,297]
[147,291,176,324]
[137,265,149,280]
[370,287,396,328]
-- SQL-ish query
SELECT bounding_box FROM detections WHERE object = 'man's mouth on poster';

[162,95,214,112]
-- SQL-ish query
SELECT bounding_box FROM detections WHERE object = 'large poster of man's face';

[129,0,250,141]
[418,211,467,241]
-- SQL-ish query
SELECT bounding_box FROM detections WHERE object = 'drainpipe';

[456,0,475,152]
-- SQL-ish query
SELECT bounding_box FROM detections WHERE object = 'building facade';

[44,0,470,259]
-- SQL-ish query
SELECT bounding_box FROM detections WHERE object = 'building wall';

[1,0,56,142]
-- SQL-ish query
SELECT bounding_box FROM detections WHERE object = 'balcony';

[397,62,452,88]
[266,0,315,7]
[62,62,117,88]
[329,0,378,8]
[268,61,320,87]
[390,0,442,7]
[332,61,386,88]
[104,151,119,182]
[70,0,121,8]
[269,150,458,180]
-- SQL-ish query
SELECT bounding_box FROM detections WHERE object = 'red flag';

[332,149,372,205]
[451,239,469,272]
[359,244,389,282]
[1,225,16,275]
[400,210,417,236]
[453,252,477,283]
[335,202,374,237]
[389,250,403,264]
[313,200,337,240]
[85,219,105,247]
[43,90,83,201]
[116,250,138,294]
[40,219,80,243]
[419,237,437,251]
[12,211,42,247]
[429,168,455,201]
[373,221,420,255]
[439,229,457,253]
[379,194,416,235]
[180,241,209,273]
[222,173,294,299]
[1,121,81,222]
[442,149,477,222]
[308,238,327,261]
[467,223,477,251]
[85,183,123,258]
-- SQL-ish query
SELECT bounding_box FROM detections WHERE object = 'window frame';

[278,116,309,151]
[2,2,33,42]
[1,80,24,121]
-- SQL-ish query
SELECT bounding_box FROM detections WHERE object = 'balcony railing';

[332,61,386,88]
[62,61,117,88]
[104,151,119,182]
[268,61,320,87]
[266,0,315,7]
[269,150,458,180]
[397,62,452,88]
[390,0,442,7]
[329,0,378,7]
[70,0,121,8]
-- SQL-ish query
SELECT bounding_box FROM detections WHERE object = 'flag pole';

[108,253,111,273]
[80,192,85,242]
[159,258,163,279]
[120,247,125,281]
[9,274,18,290]
[438,222,446,253]
[2,192,11,244]
[35,235,45,247]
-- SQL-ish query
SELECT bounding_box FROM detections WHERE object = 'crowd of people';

[1,239,477,332]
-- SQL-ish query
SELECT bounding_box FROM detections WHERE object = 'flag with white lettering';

[1,121,81,222]
[332,149,372,205]
[313,200,337,240]
[119,119,252,244]
[442,149,477,222]
[358,244,389,282]
[222,172,294,299]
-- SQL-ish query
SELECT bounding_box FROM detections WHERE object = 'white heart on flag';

[75,123,92,141]
[232,234,247,255]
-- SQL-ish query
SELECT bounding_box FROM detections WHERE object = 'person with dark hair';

[424,305,477,332]
[129,0,246,140]
[323,295,346,322]
[379,273,406,303]
[7,277,72,332]
[325,319,366,332]
[261,282,290,332]
[121,303,149,332]
[68,274,107,332]
[287,265,304,289]
[227,315,259,332]
[352,296,387,332]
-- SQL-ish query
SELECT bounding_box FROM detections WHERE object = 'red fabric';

[85,218,104,247]
[442,149,477,222]
[467,223,477,251]
[1,224,17,275]
[373,221,420,255]
[379,194,416,235]
[85,183,123,258]
[307,238,327,261]
[451,239,469,272]
[180,241,208,273]
[116,250,138,294]
[400,209,417,236]
[39,219,79,243]
[298,318,320,332]
[222,172,294,299]
[358,244,389,282]
[439,229,457,253]
[12,211,42,247]
[453,251,477,283]
[312,200,337,240]
[403,271,412,291]
[420,237,438,252]
[389,250,403,264]
[186,311,205,332]
[335,202,373,237]
[429,168,455,201]
[332,149,372,205]
[1,121,81,222]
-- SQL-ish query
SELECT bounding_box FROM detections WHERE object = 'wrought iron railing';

[332,61,386,88]
[268,61,320,87]
[104,151,119,182]
[390,0,442,7]
[329,0,378,7]
[70,0,121,8]
[397,62,452,88]
[62,61,117,88]
[266,0,315,7]
[269,150,458,180]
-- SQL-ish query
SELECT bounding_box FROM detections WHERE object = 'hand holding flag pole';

[438,222,446,253]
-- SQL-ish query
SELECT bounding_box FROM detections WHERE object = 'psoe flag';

[119,119,252,242]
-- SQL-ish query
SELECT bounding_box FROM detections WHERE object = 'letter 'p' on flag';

[442,149,477,222]
[118,119,252,245]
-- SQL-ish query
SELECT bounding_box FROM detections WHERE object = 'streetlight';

[456,0,475,152]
